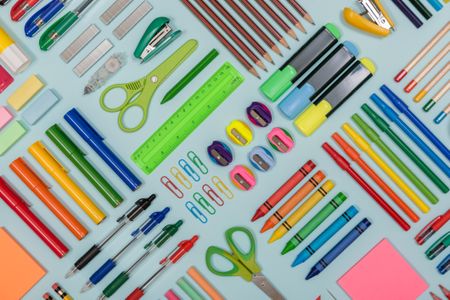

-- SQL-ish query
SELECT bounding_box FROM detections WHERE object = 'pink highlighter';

[0,65,14,93]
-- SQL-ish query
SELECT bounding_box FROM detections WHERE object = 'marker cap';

[0,28,30,74]
[260,65,297,102]
[278,83,316,119]
[294,101,332,136]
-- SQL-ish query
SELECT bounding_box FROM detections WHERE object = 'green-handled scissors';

[206,227,285,300]
[99,39,198,132]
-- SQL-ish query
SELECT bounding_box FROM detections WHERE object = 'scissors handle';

[205,246,253,281]
[99,83,141,113]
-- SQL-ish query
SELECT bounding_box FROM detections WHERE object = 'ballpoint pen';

[65,194,156,278]
[437,254,449,274]
[10,0,42,21]
[81,208,171,292]
[415,210,450,245]
[24,0,69,37]
[96,220,183,298]
[39,0,99,50]
[125,235,199,300]
[426,232,449,260]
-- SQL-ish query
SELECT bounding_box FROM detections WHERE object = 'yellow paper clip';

[343,0,394,37]
[170,167,192,190]
[212,176,234,199]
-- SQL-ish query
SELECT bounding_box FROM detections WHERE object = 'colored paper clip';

[170,167,192,190]
[186,201,208,224]
[212,176,234,199]
[230,165,256,191]
[415,210,450,245]
[161,176,183,199]
[207,141,233,167]
[187,151,208,174]
[426,232,450,260]
[193,192,216,215]
[246,101,272,127]
[343,0,394,37]
[226,120,253,146]
[268,128,295,153]
[202,184,224,206]
[178,159,201,182]
[134,16,181,63]
[249,146,275,172]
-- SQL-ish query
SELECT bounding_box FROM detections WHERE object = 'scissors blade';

[251,272,285,300]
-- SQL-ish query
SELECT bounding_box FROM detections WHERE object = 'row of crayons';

[182,0,314,78]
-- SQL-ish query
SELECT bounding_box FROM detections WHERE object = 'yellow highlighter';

[29,141,106,224]
[342,123,429,213]
[268,180,335,243]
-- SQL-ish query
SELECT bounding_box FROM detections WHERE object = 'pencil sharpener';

[248,146,275,172]
[230,165,256,191]
[246,101,272,127]
[207,141,233,166]
[226,120,253,146]
[268,127,294,153]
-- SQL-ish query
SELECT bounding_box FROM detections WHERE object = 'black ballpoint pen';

[65,194,156,278]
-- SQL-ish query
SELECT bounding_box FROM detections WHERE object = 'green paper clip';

[193,192,216,215]
[187,151,208,174]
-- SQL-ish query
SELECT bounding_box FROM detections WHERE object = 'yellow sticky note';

[7,74,44,111]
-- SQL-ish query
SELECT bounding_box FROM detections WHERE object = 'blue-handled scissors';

[99,39,197,133]
[205,226,285,300]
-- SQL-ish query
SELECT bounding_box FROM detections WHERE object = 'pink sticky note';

[338,239,428,300]
[0,106,13,129]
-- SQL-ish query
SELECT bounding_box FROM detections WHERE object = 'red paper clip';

[202,184,224,206]
[160,176,183,199]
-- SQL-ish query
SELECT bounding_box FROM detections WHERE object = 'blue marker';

[292,206,358,267]
[81,207,170,292]
[426,0,443,11]
[64,108,142,191]
[24,0,69,37]
[437,253,449,275]
[306,218,371,280]
[370,93,450,177]
[380,85,450,160]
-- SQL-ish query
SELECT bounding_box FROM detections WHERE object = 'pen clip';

[178,159,200,182]
[202,184,224,206]
[185,201,208,224]
[39,142,69,173]
[170,167,192,189]
[193,192,216,215]
[187,151,208,174]
[211,176,234,199]
[160,176,183,199]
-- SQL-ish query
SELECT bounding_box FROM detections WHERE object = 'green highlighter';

[260,23,341,102]
[352,114,439,204]
[46,124,123,207]
[362,104,449,193]
[281,192,347,255]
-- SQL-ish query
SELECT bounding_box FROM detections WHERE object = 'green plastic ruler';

[132,63,244,174]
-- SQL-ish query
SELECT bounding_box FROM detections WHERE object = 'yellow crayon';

[268,180,335,243]
[342,123,429,213]
[29,141,106,224]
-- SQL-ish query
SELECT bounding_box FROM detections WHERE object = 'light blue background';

[0,1,449,299]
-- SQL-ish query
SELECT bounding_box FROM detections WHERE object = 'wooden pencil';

[287,0,315,25]
[271,0,306,33]
[256,0,299,40]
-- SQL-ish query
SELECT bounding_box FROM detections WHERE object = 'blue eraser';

[343,41,359,57]
[22,89,59,125]
[278,83,315,120]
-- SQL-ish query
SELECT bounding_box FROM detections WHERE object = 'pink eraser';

[165,289,181,300]
[0,65,14,93]
[0,106,13,129]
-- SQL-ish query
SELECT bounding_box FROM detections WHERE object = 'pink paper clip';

[160,176,183,199]
[202,184,224,206]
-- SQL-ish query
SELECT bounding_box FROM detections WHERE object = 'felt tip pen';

[64,108,142,191]
[24,0,69,37]
[292,206,359,266]
[380,85,450,160]
[10,157,88,240]
[65,194,156,278]
[10,0,42,21]
[437,254,449,274]
[28,141,107,224]
[125,235,199,300]
[415,209,450,245]
[425,232,450,260]
[81,208,171,292]
[370,93,450,177]
[96,220,183,298]
[0,176,69,258]
[322,142,410,231]
[46,124,123,207]
[306,218,371,279]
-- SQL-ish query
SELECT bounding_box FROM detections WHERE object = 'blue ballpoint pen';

[380,85,450,160]
[80,207,171,292]
[306,218,371,280]
[437,253,449,274]
[370,93,450,178]
[292,206,359,267]
[426,0,443,11]
[64,108,142,191]
[24,0,68,37]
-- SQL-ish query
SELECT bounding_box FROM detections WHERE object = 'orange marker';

[260,170,326,233]
[10,157,88,240]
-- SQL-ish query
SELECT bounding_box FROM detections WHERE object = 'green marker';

[46,124,123,207]
[281,192,347,255]
[161,49,219,104]
[176,276,205,300]
[362,104,449,193]
[100,220,183,299]
[352,114,439,204]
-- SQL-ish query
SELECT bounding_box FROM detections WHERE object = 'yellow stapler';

[343,0,395,37]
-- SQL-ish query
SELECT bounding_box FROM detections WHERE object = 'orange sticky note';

[0,227,46,300]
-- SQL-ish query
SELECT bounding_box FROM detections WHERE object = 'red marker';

[322,142,410,231]
[0,176,69,257]
[10,0,42,21]
[126,235,199,300]
[251,160,316,221]
[415,210,450,245]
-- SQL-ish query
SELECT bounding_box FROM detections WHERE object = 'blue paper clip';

[170,166,192,189]
[202,184,224,206]
[178,159,201,182]
[187,151,208,174]
[186,201,208,224]
[193,192,216,215]
[211,176,234,199]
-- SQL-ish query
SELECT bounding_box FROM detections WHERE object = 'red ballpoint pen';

[0,176,69,258]
[10,0,42,21]
[126,235,199,300]
[415,209,450,245]
[322,142,410,231]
